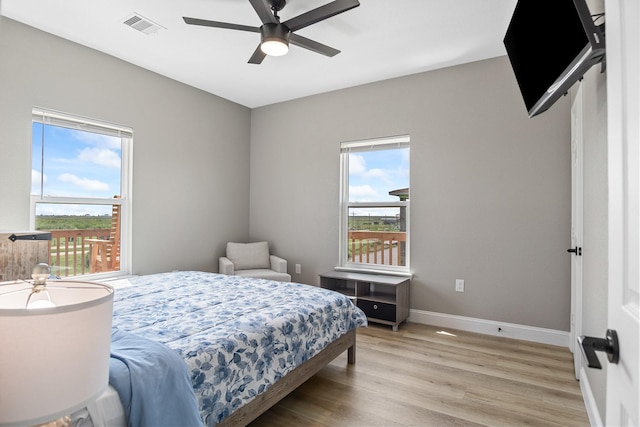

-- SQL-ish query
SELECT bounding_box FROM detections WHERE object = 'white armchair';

[219,241,291,282]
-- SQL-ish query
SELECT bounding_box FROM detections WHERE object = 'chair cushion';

[226,242,270,270]
[235,269,291,282]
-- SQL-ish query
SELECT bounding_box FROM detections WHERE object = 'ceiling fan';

[183,0,360,64]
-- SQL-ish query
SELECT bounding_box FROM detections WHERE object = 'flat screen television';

[503,0,605,118]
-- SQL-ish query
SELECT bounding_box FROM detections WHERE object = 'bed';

[94,270,367,426]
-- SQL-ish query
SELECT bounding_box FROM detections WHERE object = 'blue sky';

[32,123,121,215]
[348,147,409,203]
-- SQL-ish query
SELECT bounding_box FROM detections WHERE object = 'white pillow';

[226,242,270,270]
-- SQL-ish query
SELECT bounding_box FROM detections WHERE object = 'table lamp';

[0,264,114,427]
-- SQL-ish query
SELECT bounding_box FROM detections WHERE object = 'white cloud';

[78,147,121,168]
[349,185,378,200]
[350,156,392,182]
[365,168,390,181]
[31,169,47,195]
[31,169,47,186]
[74,131,121,149]
[59,173,109,191]
[348,154,367,175]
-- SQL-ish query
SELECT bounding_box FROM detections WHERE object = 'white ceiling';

[0,0,518,108]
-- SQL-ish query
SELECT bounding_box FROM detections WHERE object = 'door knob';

[579,329,620,369]
[567,246,582,256]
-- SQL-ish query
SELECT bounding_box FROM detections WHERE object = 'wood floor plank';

[249,323,589,426]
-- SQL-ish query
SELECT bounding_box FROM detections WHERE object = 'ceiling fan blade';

[183,17,260,33]
[248,45,267,64]
[249,0,278,24]
[290,33,340,57]
[283,0,360,32]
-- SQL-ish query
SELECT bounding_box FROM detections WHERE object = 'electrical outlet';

[295,264,301,274]
[455,279,465,292]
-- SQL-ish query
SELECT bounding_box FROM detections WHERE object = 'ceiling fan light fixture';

[260,23,290,56]
[261,39,289,56]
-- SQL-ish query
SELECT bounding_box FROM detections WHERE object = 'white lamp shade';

[0,281,114,426]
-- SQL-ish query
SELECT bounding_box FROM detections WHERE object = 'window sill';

[334,266,413,278]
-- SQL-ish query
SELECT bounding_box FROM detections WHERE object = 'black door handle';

[579,329,620,369]
[567,247,582,256]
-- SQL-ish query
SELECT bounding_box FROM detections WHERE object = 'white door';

[605,0,639,425]
[570,85,584,380]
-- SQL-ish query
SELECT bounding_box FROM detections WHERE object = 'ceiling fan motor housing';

[261,23,290,43]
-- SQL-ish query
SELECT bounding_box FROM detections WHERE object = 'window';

[30,107,132,278]
[339,135,410,274]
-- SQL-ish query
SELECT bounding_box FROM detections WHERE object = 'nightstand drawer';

[357,300,395,322]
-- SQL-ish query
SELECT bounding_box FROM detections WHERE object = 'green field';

[349,215,401,231]
[36,215,112,230]
[36,215,394,231]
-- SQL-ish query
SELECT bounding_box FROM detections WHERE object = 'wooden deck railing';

[48,229,403,275]
[349,231,407,266]
[47,229,112,277]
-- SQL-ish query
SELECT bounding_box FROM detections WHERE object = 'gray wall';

[250,56,572,331]
[0,15,575,333]
[0,16,252,274]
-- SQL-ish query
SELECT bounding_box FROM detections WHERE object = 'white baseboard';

[579,366,603,427]
[408,309,570,347]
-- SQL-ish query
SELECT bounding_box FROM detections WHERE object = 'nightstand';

[320,270,410,331]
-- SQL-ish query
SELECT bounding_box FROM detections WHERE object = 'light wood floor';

[250,322,589,426]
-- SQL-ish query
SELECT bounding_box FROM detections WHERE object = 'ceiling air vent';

[122,13,165,35]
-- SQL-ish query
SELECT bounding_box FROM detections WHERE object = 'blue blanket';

[109,331,202,427]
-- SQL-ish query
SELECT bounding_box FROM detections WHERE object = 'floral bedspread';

[110,271,367,426]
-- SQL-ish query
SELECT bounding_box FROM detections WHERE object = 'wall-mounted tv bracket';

[593,13,606,73]
[579,329,620,369]
[565,19,606,94]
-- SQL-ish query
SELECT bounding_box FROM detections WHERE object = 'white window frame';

[339,135,410,275]
[29,107,133,278]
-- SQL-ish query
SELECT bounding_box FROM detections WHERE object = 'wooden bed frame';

[219,328,357,426]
